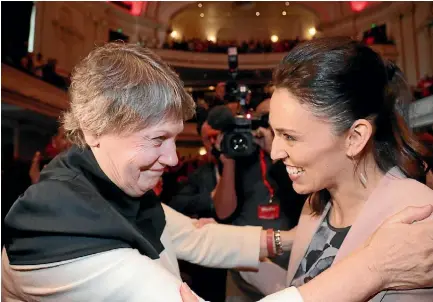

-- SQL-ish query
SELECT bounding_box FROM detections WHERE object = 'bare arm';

[280,226,297,252]
[212,157,238,219]
[259,227,297,258]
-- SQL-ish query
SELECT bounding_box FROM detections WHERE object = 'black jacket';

[5,146,166,265]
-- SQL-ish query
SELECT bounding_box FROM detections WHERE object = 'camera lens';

[229,134,249,153]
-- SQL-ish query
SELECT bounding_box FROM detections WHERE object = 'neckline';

[325,210,351,232]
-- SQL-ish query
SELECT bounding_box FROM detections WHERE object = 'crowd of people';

[415,74,433,100]
[3,50,70,90]
[163,37,302,54]
[18,52,69,90]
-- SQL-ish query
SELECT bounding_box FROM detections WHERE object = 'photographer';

[205,103,306,301]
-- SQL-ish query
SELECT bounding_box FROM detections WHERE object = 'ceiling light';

[199,147,207,156]
[198,3,202,8]
[200,13,204,18]
[282,10,287,16]
[308,27,317,36]
[271,35,279,43]
[256,11,260,16]
[285,2,290,6]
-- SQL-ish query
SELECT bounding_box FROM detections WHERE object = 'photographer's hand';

[219,154,235,166]
[211,154,237,220]
[253,127,274,154]
[29,151,42,184]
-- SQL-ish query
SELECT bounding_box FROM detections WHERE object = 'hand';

[219,154,235,166]
[29,151,42,184]
[193,218,217,228]
[253,127,273,154]
[180,282,199,302]
[363,205,433,290]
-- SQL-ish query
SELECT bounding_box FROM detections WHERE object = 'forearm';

[258,227,297,259]
[298,248,382,302]
[163,204,262,269]
[212,165,237,219]
[280,226,297,252]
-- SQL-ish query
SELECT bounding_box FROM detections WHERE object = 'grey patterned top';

[291,211,351,287]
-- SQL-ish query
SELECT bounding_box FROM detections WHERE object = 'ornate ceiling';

[145,1,382,26]
[144,1,382,41]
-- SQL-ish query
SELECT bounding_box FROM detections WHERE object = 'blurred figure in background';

[29,126,71,184]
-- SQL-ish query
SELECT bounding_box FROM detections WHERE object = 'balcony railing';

[153,44,398,70]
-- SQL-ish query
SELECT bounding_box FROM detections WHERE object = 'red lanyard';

[259,149,274,198]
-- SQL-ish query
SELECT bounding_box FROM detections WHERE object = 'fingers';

[386,205,433,224]
[32,151,41,164]
[253,137,264,148]
[180,282,198,302]
[252,128,263,138]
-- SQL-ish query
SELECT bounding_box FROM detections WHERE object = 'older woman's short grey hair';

[63,43,195,147]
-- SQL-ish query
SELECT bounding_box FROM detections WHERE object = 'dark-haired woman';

[267,37,433,301]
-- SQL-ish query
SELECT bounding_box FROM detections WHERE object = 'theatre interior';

[2,1,433,301]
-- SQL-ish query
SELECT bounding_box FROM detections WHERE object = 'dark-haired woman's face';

[269,88,351,195]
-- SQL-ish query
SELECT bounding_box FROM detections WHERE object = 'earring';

[351,155,368,188]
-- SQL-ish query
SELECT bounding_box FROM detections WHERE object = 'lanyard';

[259,149,274,199]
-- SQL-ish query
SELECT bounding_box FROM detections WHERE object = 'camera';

[208,47,269,158]
[220,112,269,158]
[209,47,269,158]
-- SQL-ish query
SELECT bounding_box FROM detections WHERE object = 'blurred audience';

[163,37,303,54]
[3,48,69,90]
[29,126,72,184]
[414,74,433,100]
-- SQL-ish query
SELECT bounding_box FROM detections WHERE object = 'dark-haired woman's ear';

[345,119,373,158]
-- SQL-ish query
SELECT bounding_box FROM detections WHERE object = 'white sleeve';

[162,203,262,269]
[259,286,304,302]
[3,248,205,302]
[240,260,288,295]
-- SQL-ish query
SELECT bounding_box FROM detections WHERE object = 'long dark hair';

[273,37,433,215]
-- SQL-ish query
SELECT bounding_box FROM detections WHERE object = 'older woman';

[2,43,433,302]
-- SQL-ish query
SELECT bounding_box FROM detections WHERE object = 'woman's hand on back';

[364,205,433,290]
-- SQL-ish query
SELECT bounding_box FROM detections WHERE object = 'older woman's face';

[269,88,349,195]
[94,120,183,197]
